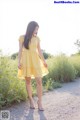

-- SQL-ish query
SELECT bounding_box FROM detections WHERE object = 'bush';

[43,78,62,91]
[69,55,80,77]
[47,55,77,82]
[0,55,27,109]
[11,52,18,60]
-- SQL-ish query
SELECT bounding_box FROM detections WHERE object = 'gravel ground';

[0,78,80,120]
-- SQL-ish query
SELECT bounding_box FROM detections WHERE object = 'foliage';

[42,50,53,59]
[47,55,77,82]
[0,54,27,109]
[69,55,80,77]
[74,39,80,53]
[11,52,18,60]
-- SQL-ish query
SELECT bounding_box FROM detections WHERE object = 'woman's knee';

[25,77,31,85]
[36,77,42,85]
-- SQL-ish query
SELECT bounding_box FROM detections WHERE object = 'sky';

[0,0,80,56]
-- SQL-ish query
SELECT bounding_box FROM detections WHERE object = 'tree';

[74,39,80,53]
[42,50,52,59]
[11,50,53,60]
[11,52,18,59]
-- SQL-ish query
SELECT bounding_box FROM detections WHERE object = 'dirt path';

[0,79,80,120]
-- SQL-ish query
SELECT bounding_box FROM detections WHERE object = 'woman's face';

[33,26,39,36]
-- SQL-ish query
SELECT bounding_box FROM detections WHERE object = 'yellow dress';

[18,35,49,79]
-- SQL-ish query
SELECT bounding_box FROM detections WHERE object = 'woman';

[18,21,49,111]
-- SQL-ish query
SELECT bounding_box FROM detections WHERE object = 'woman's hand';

[43,61,48,68]
[18,62,22,69]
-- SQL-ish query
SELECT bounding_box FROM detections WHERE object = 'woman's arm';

[18,40,23,69]
[37,40,47,67]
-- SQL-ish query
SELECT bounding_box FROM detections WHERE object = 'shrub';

[0,55,27,109]
[43,77,62,91]
[47,55,76,82]
[69,55,80,77]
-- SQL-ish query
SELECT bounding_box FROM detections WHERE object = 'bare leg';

[35,77,44,110]
[25,77,35,108]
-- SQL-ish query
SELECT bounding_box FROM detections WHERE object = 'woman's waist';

[22,47,38,53]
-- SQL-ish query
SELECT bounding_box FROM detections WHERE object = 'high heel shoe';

[37,100,44,111]
[30,100,35,109]
[30,106,35,109]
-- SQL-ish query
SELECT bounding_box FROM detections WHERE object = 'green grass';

[69,55,80,77]
[47,55,76,83]
[0,56,27,109]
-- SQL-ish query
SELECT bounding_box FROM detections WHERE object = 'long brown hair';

[24,21,39,49]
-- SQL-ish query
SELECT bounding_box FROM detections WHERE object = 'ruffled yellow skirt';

[18,50,49,79]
